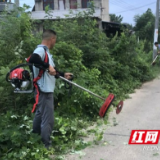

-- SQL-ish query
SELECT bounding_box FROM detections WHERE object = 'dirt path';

[65,77,160,160]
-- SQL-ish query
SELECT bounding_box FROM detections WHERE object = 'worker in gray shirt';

[29,29,72,149]
[154,42,160,56]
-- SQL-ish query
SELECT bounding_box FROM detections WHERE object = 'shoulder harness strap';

[27,47,49,113]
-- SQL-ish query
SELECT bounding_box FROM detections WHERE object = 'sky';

[109,0,156,26]
[12,0,157,26]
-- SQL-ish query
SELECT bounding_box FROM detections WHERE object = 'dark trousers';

[33,90,54,148]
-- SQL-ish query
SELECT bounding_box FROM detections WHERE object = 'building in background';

[31,0,124,36]
[0,0,19,12]
[31,0,110,22]
[0,0,124,37]
[101,0,109,22]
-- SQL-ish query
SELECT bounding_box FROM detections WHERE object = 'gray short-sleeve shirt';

[33,45,56,93]
[158,44,160,51]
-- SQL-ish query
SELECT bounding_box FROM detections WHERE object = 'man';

[29,29,72,149]
[154,42,160,48]
[152,42,160,65]
[154,42,160,57]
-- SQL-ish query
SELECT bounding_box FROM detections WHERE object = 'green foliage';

[134,9,155,41]
[0,111,53,160]
[134,9,155,52]
[110,14,123,23]
[0,5,158,159]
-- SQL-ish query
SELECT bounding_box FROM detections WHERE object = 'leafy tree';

[110,14,123,23]
[134,9,155,41]
[134,9,155,52]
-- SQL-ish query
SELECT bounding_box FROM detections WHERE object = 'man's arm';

[29,53,49,69]
[29,53,56,75]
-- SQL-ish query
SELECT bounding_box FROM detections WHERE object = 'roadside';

[64,76,160,160]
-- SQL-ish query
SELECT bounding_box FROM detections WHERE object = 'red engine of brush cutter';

[9,68,30,90]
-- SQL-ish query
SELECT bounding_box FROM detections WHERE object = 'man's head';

[42,29,57,49]
[154,42,158,47]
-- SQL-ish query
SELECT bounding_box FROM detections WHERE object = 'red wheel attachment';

[116,101,123,114]
[99,93,115,117]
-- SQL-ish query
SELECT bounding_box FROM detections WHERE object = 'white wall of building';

[101,0,110,21]
[33,0,110,22]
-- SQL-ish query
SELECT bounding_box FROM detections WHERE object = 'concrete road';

[65,77,160,160]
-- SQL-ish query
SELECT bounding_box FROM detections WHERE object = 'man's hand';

[64,73,73,80]
[48,65,56,76]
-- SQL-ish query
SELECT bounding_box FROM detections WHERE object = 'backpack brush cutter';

[6,63,123,117]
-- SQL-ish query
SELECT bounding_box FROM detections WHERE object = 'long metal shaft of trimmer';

[59,76,105,101]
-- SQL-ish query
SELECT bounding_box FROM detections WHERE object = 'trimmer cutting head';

[116,101,123,114]
[99,93,115,117]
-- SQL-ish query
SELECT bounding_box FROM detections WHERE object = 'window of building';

[82,0,90,8]
[70,0,77,9]
[43,0,54,10]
